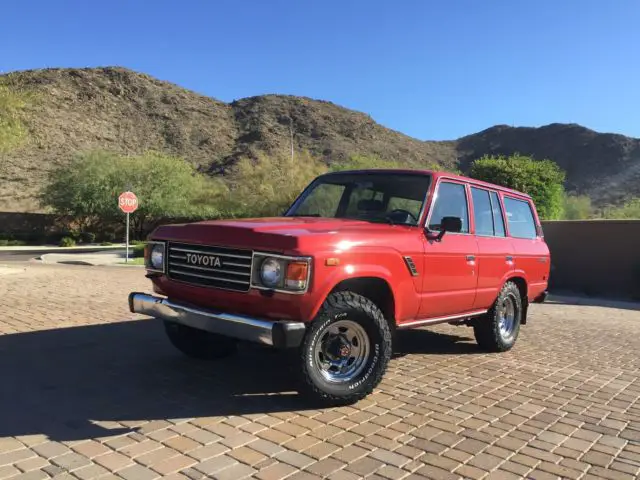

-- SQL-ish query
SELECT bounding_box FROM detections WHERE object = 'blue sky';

[2,0,639,140]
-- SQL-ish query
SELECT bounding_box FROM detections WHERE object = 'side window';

[471,187,494,236]
[503,197,537,239]
[490,191,506,237]
[428,181,469,233]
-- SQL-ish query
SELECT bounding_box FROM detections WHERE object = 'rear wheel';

[163,321,238,360]
[473,281,523,352]
[299,291,392,405]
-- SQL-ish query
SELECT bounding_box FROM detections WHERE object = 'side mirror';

[441,216,462,233]
[425,216,463,242]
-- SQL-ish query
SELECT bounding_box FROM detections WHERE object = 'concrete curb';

[0,245,127,253]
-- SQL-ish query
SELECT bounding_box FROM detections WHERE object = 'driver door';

[417,180,479,318]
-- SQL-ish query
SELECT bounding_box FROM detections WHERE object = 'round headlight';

[150,244,164,269]
[260,258,282,287]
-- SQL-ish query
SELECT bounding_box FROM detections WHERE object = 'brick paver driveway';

[1,262,639,480]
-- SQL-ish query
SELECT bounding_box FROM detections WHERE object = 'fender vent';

[403,256,418,276]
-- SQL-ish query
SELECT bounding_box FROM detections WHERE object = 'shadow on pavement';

[0,319,477,442]
[546,292,640,312]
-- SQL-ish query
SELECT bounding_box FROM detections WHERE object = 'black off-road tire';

[299,291,393,405]
[473,281,523,352]
[163,320,238,360]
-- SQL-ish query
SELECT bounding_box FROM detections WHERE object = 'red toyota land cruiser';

[129,169,550,404]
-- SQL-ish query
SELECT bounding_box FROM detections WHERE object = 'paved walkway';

[0,263,639,479]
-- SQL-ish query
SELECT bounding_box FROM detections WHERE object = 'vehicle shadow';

[392,327,478,357]
[0,319,478,442]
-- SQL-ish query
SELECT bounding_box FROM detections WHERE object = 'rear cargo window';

[503,197,537,239]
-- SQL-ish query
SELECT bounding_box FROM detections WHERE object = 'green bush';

[40,150,226,237]
[0,239,27,246]
[469,153,566,220]
[131,243,146,257]
[59,236,76,247]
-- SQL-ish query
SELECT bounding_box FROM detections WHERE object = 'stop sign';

[118,191,138,214]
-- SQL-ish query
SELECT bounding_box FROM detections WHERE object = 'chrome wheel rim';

[313,320,370,383]
[498,295,516,340]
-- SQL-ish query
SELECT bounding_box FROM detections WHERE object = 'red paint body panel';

[145,170,550,327]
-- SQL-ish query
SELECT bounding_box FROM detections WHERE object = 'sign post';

[118,191,139,263]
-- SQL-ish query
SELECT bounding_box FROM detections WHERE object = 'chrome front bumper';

[128,292,307,348]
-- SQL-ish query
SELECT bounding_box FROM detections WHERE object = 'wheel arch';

[329,276,397,331]
[505,275,529,324]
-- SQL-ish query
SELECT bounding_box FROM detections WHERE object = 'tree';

[40,150,226,238]
[562,193,593,220]
[469,154,566,220]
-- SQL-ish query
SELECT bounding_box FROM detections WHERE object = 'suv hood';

[151,216,420,253]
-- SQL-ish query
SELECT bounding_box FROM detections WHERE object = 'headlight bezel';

[144,241,166,273]
[251,252,312,294]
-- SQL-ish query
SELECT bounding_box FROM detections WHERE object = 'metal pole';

[126,212,129,263]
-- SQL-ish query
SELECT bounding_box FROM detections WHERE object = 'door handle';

[466,255,475,262]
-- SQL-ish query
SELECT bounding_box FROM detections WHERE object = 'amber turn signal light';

[285,261,309,290]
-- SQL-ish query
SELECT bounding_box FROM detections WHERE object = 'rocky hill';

[1,66,638,212]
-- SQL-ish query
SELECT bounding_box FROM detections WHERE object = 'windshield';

[285,172,432,225]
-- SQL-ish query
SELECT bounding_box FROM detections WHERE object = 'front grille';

[167,242,253,292]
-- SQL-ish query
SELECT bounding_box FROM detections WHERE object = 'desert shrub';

[600,198,640,219]
[224,150,327,217]
[0,84,28,152]
[562,194,593,220]
[59,236,76,247]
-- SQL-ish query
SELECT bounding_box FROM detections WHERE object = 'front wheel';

[473,281,523,352]
[299,291,392,405]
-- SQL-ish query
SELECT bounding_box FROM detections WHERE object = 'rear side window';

[428,181,469,233]
[503,197,537,239]
[471,188,494,236]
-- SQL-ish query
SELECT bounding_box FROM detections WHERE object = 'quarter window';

[490,192,506,237]
[428,182,469,233]
[503,197,537,239]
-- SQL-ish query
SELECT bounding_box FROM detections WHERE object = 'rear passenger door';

[503,195,550,300]
[470,187,515,309]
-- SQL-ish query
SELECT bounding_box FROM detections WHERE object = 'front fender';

[303,249,421,323]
